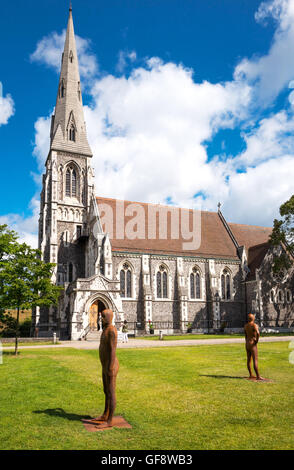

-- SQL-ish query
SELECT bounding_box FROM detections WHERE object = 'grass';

[0,342,293,450]
[2,341,59,347]
[138,332,294,341]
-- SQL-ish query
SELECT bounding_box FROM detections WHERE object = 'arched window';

[66,168,71,196]
[278,290,284,303]
[286,290,292,303]
[59,79,65,98]
[157,265,168,298]
[69,125,75,142]
[270,290,275,303]
[120,262,132,298]
[221,269,231,300]
[64,230,70,247]
[72,169,77,196]
[65,165,79,198]
[69,50,74,63]
[190,267,201,299]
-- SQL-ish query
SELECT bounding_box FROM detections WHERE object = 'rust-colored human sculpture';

[97,309,119,426]
[244,313,264,381]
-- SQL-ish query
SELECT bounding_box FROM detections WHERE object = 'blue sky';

[0,0,294,246]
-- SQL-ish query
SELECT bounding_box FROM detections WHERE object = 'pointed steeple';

[50,6,92,156]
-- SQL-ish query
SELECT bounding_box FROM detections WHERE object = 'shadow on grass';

[33,408,92,421]
[199,374,246,380]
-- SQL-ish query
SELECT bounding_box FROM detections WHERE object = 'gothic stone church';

[34,8,294,340]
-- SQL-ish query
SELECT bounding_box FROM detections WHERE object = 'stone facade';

[245,244,294,330]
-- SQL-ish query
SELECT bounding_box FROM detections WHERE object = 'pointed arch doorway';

[89,299,107,331]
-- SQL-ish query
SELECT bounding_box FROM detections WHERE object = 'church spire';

[50,6,92,156]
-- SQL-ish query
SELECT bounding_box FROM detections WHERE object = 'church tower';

[37,6,95,328]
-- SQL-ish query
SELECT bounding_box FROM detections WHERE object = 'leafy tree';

[0,225,19,334]
[269,195,294,273]
[0,239,61,355]
[0,224,18,261]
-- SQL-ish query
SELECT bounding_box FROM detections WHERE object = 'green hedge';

[0,318,32,338]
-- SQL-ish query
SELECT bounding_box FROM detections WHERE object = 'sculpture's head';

[101,309,113,327]
[248,313,255,322]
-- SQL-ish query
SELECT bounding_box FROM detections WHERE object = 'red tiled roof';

[96,197,237,258]
[246,243,270,280]
[96,197,272,260]
[228,222,272,256]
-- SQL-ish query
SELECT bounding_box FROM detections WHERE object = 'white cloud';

[221,155,294,226]
[116,50,137,73]
[234,0,294,105]
[0,196,39,248]
[233,110,294,168]
[83,59,251,210]
[32,113,52,170]
[0,82,14,126]
[30,30,98,79]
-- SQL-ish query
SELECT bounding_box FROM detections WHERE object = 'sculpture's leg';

[96,372,109,421]
[107,375,117,426]
[246,348,254,378]
[252,346,263,380]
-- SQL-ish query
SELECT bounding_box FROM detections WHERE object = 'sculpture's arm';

[108,329,117,376]
[255,324,260,344]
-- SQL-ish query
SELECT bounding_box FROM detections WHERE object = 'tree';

[0,224,18,260]
[0,225,19,333]
[269,195,294,273]
[0,239,61,355]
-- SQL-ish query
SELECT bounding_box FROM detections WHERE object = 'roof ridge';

[96,196,220,214]
[228,221,272,230]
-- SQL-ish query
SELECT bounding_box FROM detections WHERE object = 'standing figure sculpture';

[244,313,264,381]
[97,309,119,426]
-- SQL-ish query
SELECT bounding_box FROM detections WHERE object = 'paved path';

[2,336,293,351]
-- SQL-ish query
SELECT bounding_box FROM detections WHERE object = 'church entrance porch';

[62,273,123,340]
[89,299,107,331]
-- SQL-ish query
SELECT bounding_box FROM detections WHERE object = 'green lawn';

[2,341,59,347]
[137,332,294,341]
[0,342,293,450]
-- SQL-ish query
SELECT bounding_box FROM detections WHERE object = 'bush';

[0,318,32,338]
[19,319,32,337]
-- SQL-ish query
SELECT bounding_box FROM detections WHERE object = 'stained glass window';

[120,263,132,298]
[72,170,77,196]
[162,271,167,298]
[120,269,125,297]
[157,271,161,298]
[190,273,195,298]
[65,166,79,198]
[127,270,132,298]
[66,169,71,196]
[190,269,201,299]
[221,275,225,299]
[226,274,231,299]
[157,265,168,298]
[196,272,201,299]
[221,270,231,300]
[69,125,75,142]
